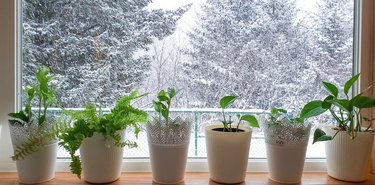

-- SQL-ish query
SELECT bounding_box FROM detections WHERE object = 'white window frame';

[0,0,373,172]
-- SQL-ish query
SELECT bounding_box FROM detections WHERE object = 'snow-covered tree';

[183,0,313,110]
[309,0,353,88]
[23,0,190,107]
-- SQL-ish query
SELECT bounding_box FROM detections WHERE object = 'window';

[1,0,372,172]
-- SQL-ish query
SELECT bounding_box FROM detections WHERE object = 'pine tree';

[310,0,353,87]
[184,0,311,110]
[23,0,190,107]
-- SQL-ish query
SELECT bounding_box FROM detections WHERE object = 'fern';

[12,121,70,160]
[59,90,148,178]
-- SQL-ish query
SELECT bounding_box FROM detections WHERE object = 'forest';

[22,0,353,113]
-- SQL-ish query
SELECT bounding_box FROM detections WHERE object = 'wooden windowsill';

[0,172,374,185]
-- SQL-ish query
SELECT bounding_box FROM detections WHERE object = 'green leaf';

[161,109,169,120]
[219,96,237,109]
[271,107,287,115]
[158,90,166,98]
[8,119,25,126]
[240,115,259,128]
[26,87,35,99]
[313,128,333,144]
[153,101,162,113]
[167,88,176,99]
[352,95,375,108]
[327,99,353,112]
[344,73,360,95]
[157,95,169,102]
[322,95,334,109]
[8,112,28,123]
[322,81,339,97]
[300,100,327,119]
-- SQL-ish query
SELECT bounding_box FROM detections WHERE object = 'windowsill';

[0,172,374,184]
[0,158,327,172]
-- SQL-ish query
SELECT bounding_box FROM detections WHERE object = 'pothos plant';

[265,107,304,126]
[8,66,67,160]
[218,96,259,132]
[300,74,375,143]
[58,90,148,178]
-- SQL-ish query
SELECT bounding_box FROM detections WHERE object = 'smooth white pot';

[149,143,189,184]
[323,126,374,182]
[80,131,125,183]
[205,125,252,184]
[266,142,308,183]
[15,142,58,184]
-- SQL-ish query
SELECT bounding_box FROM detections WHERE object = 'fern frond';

[11,135,42,161]
[70,155,82,179]
[12,121,70,160]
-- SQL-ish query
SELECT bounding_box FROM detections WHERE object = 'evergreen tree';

[310,0,353,88]
[184,0,312,110]
[23,0,190,107]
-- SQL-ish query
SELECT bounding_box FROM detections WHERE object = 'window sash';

[0,0,373,172]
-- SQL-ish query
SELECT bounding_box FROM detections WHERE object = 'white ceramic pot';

[323,126,374,182]
[15,142,58,184]
[266,142,308,183]
[147,118,192,184]
[149,142,189,184]
[9,123,58,184]
[205,125,252,184]
[262,123,311,184]
[80,131,125,183]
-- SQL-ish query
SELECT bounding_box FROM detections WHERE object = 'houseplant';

[205,95,259,184]
[146,88,193,184]
[58,90,148,183]
[300,74,375,182]
[8,66,65,184]
[260,107,311,184]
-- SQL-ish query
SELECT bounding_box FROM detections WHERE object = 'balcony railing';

[34,108,325,159]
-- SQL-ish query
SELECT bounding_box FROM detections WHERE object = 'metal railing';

[41,107,265,156]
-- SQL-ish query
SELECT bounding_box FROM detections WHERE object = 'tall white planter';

[262,123,311,184]
[323,126,374,182]
[147,118,192,184]
[80,131,125,183]
[9,124,58,184]
[205,125,252,184]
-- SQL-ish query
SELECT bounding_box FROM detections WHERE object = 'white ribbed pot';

[80,131,125,183]
[205,125,252,184]
[323,126,374,182]
[9,124,58,184]
[147,118,192,184]
[262,123,311,184]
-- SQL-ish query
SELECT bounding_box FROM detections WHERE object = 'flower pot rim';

[205,124,252,133]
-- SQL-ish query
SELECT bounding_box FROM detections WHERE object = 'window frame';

[0,0,373,172]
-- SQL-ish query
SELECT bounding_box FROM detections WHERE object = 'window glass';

[22,0,354,159]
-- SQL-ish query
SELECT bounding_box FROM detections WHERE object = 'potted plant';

[205,95,259,184]
[146,88,193,184]
[300,74,375,182]
[8,66,65,184]
[260,107,311,184]
[58,90,148,183]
